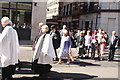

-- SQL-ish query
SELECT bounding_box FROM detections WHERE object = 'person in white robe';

[32,25,55,77]
[0,17,19,80]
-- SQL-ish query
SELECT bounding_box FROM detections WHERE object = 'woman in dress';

[92,30,97,39]
[58,30,74,64]
[99,35,106,60]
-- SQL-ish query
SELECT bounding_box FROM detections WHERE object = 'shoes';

[56,62,62,64]
[91,57,95,60]
[1,78,5,80]
[2,77,13,80]
[99,58,103,61]
[108,60,111,62]
[66,61,70,65]
[85,56,89,59]
[81,56,84,59]
[108,59,113,62]
[53,58,59,61]
[100,58,103,61]
[71,58,74,61]
[18,67,21,71]
[98,57,102,61]
[76,56,80,59]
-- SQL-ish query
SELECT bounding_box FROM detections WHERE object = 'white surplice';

[0,26,19,67]
[33,34,55,64]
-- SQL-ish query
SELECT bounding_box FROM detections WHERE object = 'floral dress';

[58,35,72,58]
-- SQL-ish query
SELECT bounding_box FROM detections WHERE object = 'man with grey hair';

[0,17,19,80]
[108,31,119,61]
[32,22,44,50]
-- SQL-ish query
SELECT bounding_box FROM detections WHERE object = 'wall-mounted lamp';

[34,2,37,6]
[47,8,49,11]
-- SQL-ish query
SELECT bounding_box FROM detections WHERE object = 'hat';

[50,25,56,29]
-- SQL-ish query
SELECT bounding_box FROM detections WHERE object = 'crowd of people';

[0,16,119,80]
[34,24,119,62]
[31,22,119,77]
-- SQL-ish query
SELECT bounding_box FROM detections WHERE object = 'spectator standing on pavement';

[108,31,119,61]
[58,30,74,64]
[69,29,76,48]
[92,30,97,39]
[50,25,61,60]
[83,29,87,36]
[104,32,109,46]
[91,35,98,59]
[97,29,103,60]
[0,17,19,80]
[74,30,81,44]
[76,31,85,58]
[84,31,92,58]
[32,25,55,77]
[99,35,106,60]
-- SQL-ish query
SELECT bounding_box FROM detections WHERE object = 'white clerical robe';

[33,34,55,64]
[0,26,19,67]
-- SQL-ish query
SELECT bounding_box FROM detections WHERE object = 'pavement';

[0,40,120,80]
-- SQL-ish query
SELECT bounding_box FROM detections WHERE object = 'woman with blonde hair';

[32,25,55,77]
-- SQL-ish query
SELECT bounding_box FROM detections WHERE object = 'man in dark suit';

[32,23,43,51]
[50,25,61,60]
[76,31,85,58]
[108,31,119,61]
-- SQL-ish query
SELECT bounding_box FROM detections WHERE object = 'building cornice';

[59,9,120,18]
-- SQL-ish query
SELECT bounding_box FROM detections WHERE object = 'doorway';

[85,21,89,30]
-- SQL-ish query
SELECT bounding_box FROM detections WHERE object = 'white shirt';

[111,35,115,45]
[85,35,92,46]
[97,33,103,43]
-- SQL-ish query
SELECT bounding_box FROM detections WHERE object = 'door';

[107,18,116,36]
[85,21,89,30]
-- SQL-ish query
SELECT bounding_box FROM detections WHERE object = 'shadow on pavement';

[71,60,101,67]
[13,71,98,80]
[111,60,120,62]
[16,61,34,74]
[14,61,98,80]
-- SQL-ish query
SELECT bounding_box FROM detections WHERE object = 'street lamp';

[34,2,37,6]
[95,4,101,29]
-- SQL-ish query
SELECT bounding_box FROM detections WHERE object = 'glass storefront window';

[2,9,9,17]
[10,2,16,9]
[18,2,32,10]
[1,2,9,8]
[0,2,32,28]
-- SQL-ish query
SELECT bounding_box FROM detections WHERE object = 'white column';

[0,2,2,33]
[31,1,47,41]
